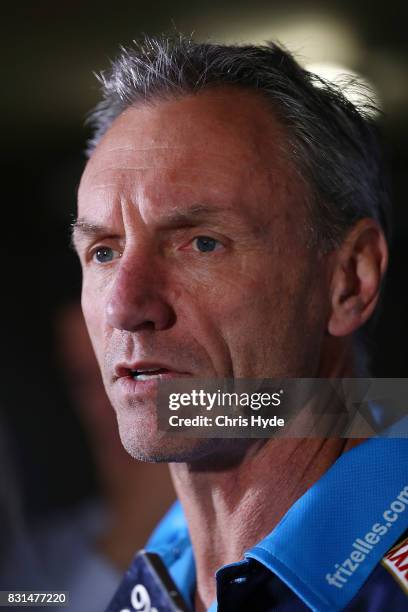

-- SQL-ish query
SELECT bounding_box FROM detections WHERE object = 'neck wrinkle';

[170,346,359,608]
[170,435,357,609]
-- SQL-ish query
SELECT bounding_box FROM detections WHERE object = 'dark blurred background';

[1,0,407,522]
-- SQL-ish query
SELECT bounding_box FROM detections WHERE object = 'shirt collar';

[146,438,408,611]
[145,501,195,608]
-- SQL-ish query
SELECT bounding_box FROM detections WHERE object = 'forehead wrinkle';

[79,166,174,194]
[80,183,121,194]
[81,162,252,197]
[79,168,280,232]
[86,165,174,175]
[91,143,253,165]
[101,144,189,153]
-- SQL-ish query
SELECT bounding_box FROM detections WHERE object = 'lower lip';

[115,372,189,395]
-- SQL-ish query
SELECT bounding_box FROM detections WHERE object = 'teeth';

[136,373,161,381]
[130,367,166,380]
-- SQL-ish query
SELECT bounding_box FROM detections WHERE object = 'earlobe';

[327,219,388,338]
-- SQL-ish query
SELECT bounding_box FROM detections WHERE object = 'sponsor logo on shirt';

[382,535,408,594]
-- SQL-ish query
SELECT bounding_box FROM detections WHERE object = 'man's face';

[75,88,330,461]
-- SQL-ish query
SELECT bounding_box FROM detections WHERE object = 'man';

[72,36,407,611]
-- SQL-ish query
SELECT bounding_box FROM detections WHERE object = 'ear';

[327,219,388,337]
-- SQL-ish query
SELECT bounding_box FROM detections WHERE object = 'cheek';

[197,258,322,376]
[172,266,255,327]
[174,263,283,360]
[81,284,107,363]
[218,274,284,348]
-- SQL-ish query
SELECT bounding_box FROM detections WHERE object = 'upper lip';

[114,361,190,379]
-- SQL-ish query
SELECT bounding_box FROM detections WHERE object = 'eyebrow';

[71,203,238,250]
[156,204,230,227]
[70,219,117,251]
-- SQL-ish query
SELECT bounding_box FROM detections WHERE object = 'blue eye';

[93,247,119,263]
[194,236,220,252]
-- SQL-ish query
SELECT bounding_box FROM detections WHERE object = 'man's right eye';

[92,246,121,264]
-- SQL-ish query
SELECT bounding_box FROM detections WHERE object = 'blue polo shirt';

[108,438,408,611]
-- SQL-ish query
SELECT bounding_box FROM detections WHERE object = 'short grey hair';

[86,34,391,253]
[85,35,391,373]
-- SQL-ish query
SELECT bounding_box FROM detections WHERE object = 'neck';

[171,437,359,610]
[171,439,360,610]
[170,345,360,610]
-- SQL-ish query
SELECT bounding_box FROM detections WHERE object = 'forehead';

[78,88,302,224]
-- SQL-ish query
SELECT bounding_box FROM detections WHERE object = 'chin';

[115,413,217,463]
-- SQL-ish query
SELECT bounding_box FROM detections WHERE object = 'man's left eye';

[192,236,222,253]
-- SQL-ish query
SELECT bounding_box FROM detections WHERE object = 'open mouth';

[114,362,191,384]
[129,367,172,381]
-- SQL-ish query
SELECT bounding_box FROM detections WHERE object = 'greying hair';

[86,34,391,253]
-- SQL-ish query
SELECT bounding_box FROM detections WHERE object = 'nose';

[105,251,175,332]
